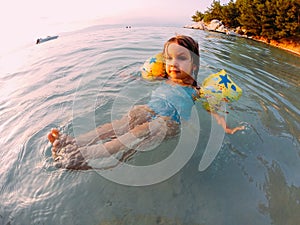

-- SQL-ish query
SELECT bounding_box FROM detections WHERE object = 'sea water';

[0,25,299,225]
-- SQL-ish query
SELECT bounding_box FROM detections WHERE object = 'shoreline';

[184,21,300,57]
[251,36,300,56]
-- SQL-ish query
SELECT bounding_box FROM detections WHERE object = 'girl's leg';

[75,105,155,146]
[81,116,180,159]
[48,105,155,148]
[48,105,155,169]
[48,116,179,169]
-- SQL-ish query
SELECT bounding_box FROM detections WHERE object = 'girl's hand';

[224,125,245,134]
[211,112,245,134]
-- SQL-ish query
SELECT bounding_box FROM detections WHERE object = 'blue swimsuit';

[147,82,198,123]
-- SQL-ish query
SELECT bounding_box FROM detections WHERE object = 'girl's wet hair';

[163,35,200,80]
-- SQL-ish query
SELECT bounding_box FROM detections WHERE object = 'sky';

[0,0,229,55]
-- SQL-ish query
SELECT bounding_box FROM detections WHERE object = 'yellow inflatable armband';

[141,52,166,80]
[199,69,242,111]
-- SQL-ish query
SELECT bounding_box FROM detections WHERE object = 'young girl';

[47,35,243,170]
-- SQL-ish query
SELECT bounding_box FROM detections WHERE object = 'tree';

[191,10,204,22]
[203,0,224,22]
[190,0,300,40]
[274,0,300,38]
[260,0,277,40]
[221,0,240,27]
[236,0,263,36]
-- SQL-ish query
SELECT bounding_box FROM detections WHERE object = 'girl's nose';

[168,58,179,67]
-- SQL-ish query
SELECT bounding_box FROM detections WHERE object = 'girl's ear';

[192,64,197,72]
[192,64,198,79]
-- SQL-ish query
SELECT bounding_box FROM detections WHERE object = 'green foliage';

[191,0,300,40]
[203,0,223,22]
[260,0,277,39]
[236,0,264,35]
[221,0,240,27]
[273,0,300,38]
[191,11,204,22]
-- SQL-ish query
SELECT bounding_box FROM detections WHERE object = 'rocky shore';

[184,20,300,56]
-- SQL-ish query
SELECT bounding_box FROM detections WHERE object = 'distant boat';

[36,35,58,44]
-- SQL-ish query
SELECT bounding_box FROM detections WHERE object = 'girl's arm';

[211,112,245,134]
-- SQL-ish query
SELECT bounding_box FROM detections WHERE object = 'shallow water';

[0,25,299,225]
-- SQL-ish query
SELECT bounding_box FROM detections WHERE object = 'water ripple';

[0,26,299,225]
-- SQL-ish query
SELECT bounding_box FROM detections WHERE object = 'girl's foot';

[47,128,91,170]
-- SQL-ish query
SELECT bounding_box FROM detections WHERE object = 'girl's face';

[164,43,195,85]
